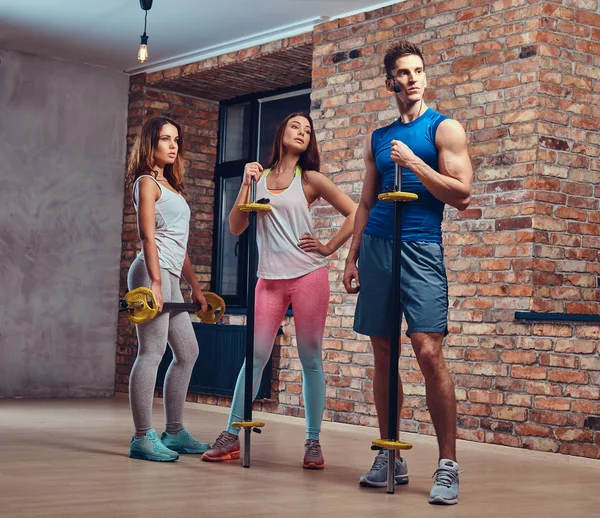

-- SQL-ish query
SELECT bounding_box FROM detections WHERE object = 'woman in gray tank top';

[124,117,211,462]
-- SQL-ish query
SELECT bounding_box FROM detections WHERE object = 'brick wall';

[308,0,600,458]
[117,1,600,458]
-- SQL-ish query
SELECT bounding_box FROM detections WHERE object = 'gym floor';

[1,395,598,518]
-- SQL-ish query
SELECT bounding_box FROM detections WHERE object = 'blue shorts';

[353,234,449,338]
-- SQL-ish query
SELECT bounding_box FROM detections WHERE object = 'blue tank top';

[364,108,449,242]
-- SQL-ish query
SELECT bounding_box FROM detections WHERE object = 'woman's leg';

[202,278,289,462]
[226,278,289,433]
[289,267,330,442]
[127,257,171,436]
[163,272,199,435]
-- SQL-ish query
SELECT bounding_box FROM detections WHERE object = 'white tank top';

[256,167,326,280]
[133,175,190,277]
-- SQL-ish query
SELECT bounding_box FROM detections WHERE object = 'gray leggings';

[127,256,199,435]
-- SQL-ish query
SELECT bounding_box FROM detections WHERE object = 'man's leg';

[410,332,456,461]
[353,235,408,486]
[358,335,409,487]
[411,331,459,505]
[371,336,403,440]
[401,242,459,504]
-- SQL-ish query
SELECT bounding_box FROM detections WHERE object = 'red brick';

[564,385,600,400]
[458,402,491,416]
[555,340,596,354]
[560,444,600,459]
[526,381,562,396]
[470,390,504,405]
[515,423,553,437]
[548,370,588,384]
[505,394,532,407]
[501,351,537,364]
[327,399,353,412]
[490,407,528,421]
[485,432,520,447]
[581,357,600,371]
[511,366,547,380]
[531,410,568,426]
[522,437,559,453]
[533,324,572,337]
[539,354,578,369]
[534,396,571,411]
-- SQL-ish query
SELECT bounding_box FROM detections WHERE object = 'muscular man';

[343,41,473,505]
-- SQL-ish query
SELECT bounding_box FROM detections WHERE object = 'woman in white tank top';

[202,113,357,470]
[124,117,211,462]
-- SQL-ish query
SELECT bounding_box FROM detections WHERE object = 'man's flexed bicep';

[435,119,473,211]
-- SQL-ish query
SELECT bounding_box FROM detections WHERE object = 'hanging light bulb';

[137,0,153,63]
[138,33,149,63]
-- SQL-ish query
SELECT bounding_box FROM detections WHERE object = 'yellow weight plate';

[231,421,265,429]
[237,203,271,212]
[123,287,158,324]
[378,192,419,202]
[196,292,226,324]
[372,438,413,450]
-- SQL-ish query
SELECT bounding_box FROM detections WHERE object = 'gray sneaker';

[359,450,409,487]
[429,459,459,505]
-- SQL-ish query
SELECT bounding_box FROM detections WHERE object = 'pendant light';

[137,0,153,63]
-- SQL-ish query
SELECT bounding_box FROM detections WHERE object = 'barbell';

[119,287,226,325]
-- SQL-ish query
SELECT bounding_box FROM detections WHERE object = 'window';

[211,85,311,309]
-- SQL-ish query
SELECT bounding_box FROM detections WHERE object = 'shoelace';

[371,451,388,471]
[151,436,172,452]
[432,467,459,488]
[213,432,236,449]
[305,441,321,457]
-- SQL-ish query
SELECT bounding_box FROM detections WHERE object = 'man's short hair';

[384,41,425,77]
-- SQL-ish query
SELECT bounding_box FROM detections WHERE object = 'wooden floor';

[0,396,598,517]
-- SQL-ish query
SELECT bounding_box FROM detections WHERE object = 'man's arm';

[390,118,473,210]
[343,133,380,294]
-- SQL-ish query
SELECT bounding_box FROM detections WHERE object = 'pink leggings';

[226,266,330,440]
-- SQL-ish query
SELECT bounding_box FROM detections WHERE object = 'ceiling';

[0,0,395,73]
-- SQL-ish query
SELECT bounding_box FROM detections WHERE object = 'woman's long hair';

[265,112,320,180]
[125,116,185,193]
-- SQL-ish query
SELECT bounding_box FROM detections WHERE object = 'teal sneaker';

[429,459,459,505]
[129,428,179,462]
[161,427,210,454]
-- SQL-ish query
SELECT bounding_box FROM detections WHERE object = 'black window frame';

[211,83,312,312]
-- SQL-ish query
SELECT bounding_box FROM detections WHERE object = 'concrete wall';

[0,49,128,397]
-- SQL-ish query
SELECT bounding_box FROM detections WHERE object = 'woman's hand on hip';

[298,233,332,257]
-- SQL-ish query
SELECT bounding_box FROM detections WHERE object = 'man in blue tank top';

[343,41,473,505]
